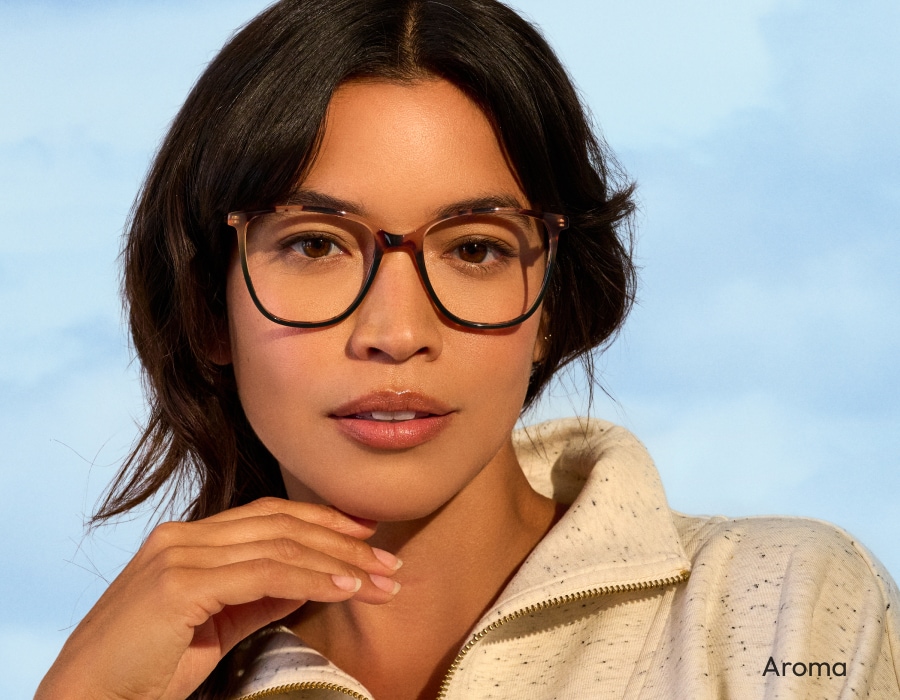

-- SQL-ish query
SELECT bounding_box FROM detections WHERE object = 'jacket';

[217,418,900,699]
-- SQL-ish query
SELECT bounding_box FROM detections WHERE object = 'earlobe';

[532,336,548,364]
[532,314,550,365]
[207,320,233,366]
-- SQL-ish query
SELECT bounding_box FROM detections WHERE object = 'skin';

[36,79,560,700]
[227,78,547,523]
[35,500,403,700]
[229,79,561,699]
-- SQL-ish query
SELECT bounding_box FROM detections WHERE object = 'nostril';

[360,335,432,363]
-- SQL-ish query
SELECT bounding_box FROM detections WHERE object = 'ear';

[207,317,233,366]
[531,312,550,365]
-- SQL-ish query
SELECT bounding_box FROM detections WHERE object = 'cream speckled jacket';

[214,419,900,699]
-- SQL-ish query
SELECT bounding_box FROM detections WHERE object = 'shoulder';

[672,511,898,608]
[667,511,900,693]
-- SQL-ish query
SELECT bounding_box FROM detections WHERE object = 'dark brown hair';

[95,0,636,525]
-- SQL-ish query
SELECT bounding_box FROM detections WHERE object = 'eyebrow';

[283,188,526,221]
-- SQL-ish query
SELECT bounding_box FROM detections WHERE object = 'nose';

[346,248,443,363]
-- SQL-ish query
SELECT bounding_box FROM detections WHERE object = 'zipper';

[236,569,689,700]
[237,681,370,699]
[435,569,690,700]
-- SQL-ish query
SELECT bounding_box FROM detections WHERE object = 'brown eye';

[457,241,488,263]
[292,237,337,258]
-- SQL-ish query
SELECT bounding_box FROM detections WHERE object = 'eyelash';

[446,236,518,261]
[282,233,348,257]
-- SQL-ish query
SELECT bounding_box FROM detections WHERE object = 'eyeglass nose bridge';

[362,228,468,332]
[371,229,429,273]
[375,228,425,252]
[368,229,431,295]
[382,231,406,248]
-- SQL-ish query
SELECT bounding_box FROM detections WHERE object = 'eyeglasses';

[226,205,568,329]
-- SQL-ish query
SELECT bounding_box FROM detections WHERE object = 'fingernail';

[372,548,403,570]
[332,575,362,592]
[370,573,401,595]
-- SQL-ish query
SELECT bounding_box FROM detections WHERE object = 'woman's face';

[224,79,545,521]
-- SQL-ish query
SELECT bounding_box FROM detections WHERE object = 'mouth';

[346,410,432,422]
[331,390,453,420]
[330,391,455,449]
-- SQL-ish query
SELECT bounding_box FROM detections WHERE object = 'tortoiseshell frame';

[226,205,568,329]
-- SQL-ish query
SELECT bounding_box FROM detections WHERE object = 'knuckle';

[252,496,285,515]
[272,537,306,561]
[340,564,361,580]
[343,536,373,560]
[152,544,188,570]
[255,558,288,584]
[144,521,185,551]
[156,565,191,596]
[268,512,299,534]
[305,502,337,522]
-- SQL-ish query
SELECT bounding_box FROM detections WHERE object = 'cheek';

[452,317,541,412]
[224,258,544,519]
[224,262,323,431]
[227,319,346,492]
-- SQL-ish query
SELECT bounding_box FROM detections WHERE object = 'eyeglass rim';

[225,205,568,330]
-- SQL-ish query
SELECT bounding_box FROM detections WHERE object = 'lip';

[330,391,455,450]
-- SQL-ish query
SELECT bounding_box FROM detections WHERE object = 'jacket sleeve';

[666,514,900,699]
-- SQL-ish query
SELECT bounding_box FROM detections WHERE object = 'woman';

[36,1,900,698]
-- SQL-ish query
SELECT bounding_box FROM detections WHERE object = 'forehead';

[298,78,527,224]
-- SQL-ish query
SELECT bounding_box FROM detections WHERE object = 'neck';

[370,437,556,572]
[287,437,561,699]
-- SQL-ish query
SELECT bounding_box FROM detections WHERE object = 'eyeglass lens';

[243,211,549,325]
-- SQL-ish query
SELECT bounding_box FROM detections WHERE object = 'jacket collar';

[224,418,690,699]
[490,418,690,618]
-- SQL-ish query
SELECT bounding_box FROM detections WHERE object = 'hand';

[35,497,402,700]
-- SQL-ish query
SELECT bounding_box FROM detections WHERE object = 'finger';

[192,596,307,656]
[161,596,310,700]
[145,514,401,575]
[152,540,400,604]
[203,498,377,537]
[171,559,376,627]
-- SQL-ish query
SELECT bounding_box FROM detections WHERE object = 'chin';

[280,443,487,523]
[322,487,453,523]
[292,466,462,522]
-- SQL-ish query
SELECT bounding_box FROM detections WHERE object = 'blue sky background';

[1,1,898,696]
